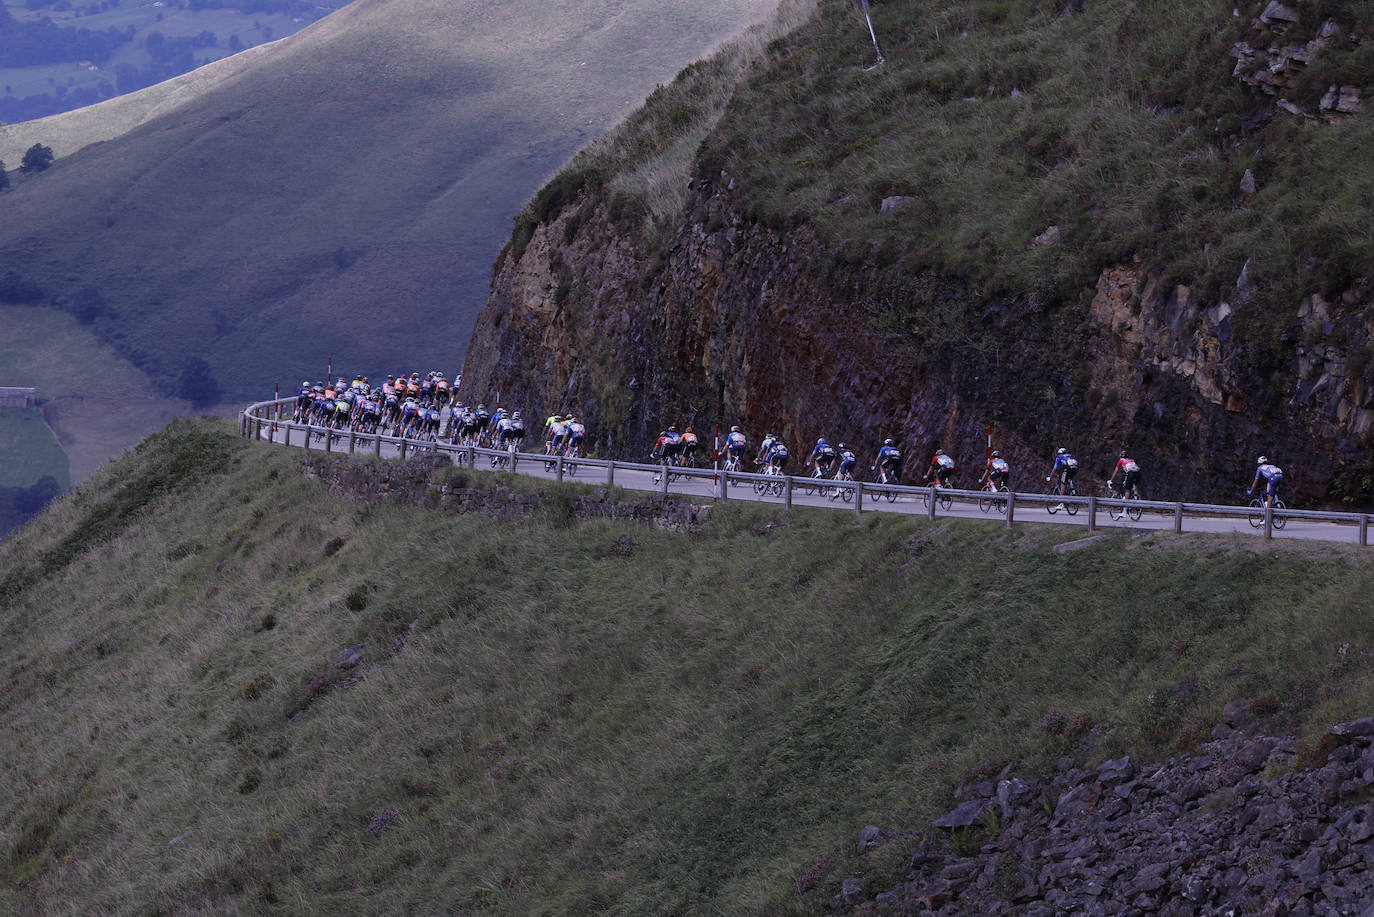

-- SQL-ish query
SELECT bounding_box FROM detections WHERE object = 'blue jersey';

[812,444,837,460]
[878,445,902,464]
[1054,453,1078,471]
[1258,463,1284,482]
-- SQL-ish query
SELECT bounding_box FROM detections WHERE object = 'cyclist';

[546,414,569,454]
[1047,448,1079,498]
[474,404,492,443]
[836,443,857,480]
[981,450,1010,491]
[1249,456,1284,508]
[681,427,699,466]
[766,436,789,474]
[755,432,779,467]
[725,426,748,466]
[1110,450,1142,500]
[662,426,685,465]
[871,439,904,483]
[565,416,586,456]
[809,437,838,477]
[923,448,953,488]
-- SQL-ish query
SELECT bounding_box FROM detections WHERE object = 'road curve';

[240,403,1373,548]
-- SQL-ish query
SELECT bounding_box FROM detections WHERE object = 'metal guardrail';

[240,397,1372,546]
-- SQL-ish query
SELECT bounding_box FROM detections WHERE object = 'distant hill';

[0,0,778,403]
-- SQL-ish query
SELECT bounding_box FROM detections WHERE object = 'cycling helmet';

[669,425,678,433]
[685,427,693,434]
[992,450,1001,458]
[513,412,521,420]
[1057,447,1067,455]
[731,425,740,432]
[1119,450,1128,458]
[838,442,848,450]
[934,447,943,455]
[302,380,310,387]
[1258,456,1268,465]
[886,438,896,446]
[817,437,827,446]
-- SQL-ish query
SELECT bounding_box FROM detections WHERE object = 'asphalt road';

[246,414,1372,548]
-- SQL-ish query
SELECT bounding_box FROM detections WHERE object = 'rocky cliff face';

[461,168,1374,505]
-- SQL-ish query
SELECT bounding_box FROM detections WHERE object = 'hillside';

[4,420,1374,913]
[461,0,1374,507]
[0,0,779,406]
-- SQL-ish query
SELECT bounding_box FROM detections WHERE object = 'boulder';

[879,195,916,215]
[331,643,367,669]
[1332,718,1374,739]
[1240,169,1257,196]
[1031,225,1062,248]
[935,799,990,829]
[1259,2,1299,25]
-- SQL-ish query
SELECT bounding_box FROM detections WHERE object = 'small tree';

[21,143,54,173]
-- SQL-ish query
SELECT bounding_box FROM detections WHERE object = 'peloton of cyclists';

[981,450,1010,491]
[1249,456,1284,508]
[923,448,953,488]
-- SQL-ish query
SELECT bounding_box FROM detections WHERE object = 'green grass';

[0,0,777,404]
[5,420,1374,914]
[0,406,69,488]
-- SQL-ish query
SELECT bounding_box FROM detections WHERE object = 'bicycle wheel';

[995,485,1009,514]
[566,462,578,476]
[1272,499,1288,530]
[1065,486,1080,515]
[752,479,765,495]
[769,479,784,497]
[978,490,995,513]
[1126,496,1142,522]
[1045,487,1060,515]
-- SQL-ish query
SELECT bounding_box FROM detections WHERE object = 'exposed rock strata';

[462,175,1374,503]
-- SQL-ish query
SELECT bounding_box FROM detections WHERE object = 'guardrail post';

[784,476,793,511]
[607,460,615,486]
[660,467,669,497]
[927,488,936,520]
[348,431,356,454]
[718,472,728,503]
[1264,502,1274,540]
[254,418,263,441]
[1362,514,1369,547]
[1005,492,1015,528]
[854,481,863,515]
[1174,502,1183,534]
[1088,496,1097,531]
[398,439,407,461]
[556,455,565,482]
[372,435,381,458]
[283,425,291,448]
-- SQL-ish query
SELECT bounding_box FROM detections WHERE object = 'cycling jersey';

[1258,463,1284,482]
[727,431,747,454]
[768,443,789,470]
[838,450,857,473]
[1053,453,1079,473]
[1115,457,1139,475]
[567,422,585,441]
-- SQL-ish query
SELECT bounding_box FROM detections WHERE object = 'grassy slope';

[698,0,1374,352]
[0,407,68,489]
[0,0,778,404]
[4,421,1374,914]
[0,304,192,483]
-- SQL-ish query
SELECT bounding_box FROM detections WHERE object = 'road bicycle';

[803,464,834,497]
[1045,477,1080,516]
[921,484,952,511]
[873,465,901,502]
[491,442,517,470]
[978,480,1010,514]
[652,453,682,486]
[1105,481,1142,522]
[752,463,785,497]
[828,468,855,503]
[1247,496,1288,530]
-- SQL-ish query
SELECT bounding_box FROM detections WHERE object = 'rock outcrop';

[835,716,1374,915]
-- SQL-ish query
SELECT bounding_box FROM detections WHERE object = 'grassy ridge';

[3,422,1374,914]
